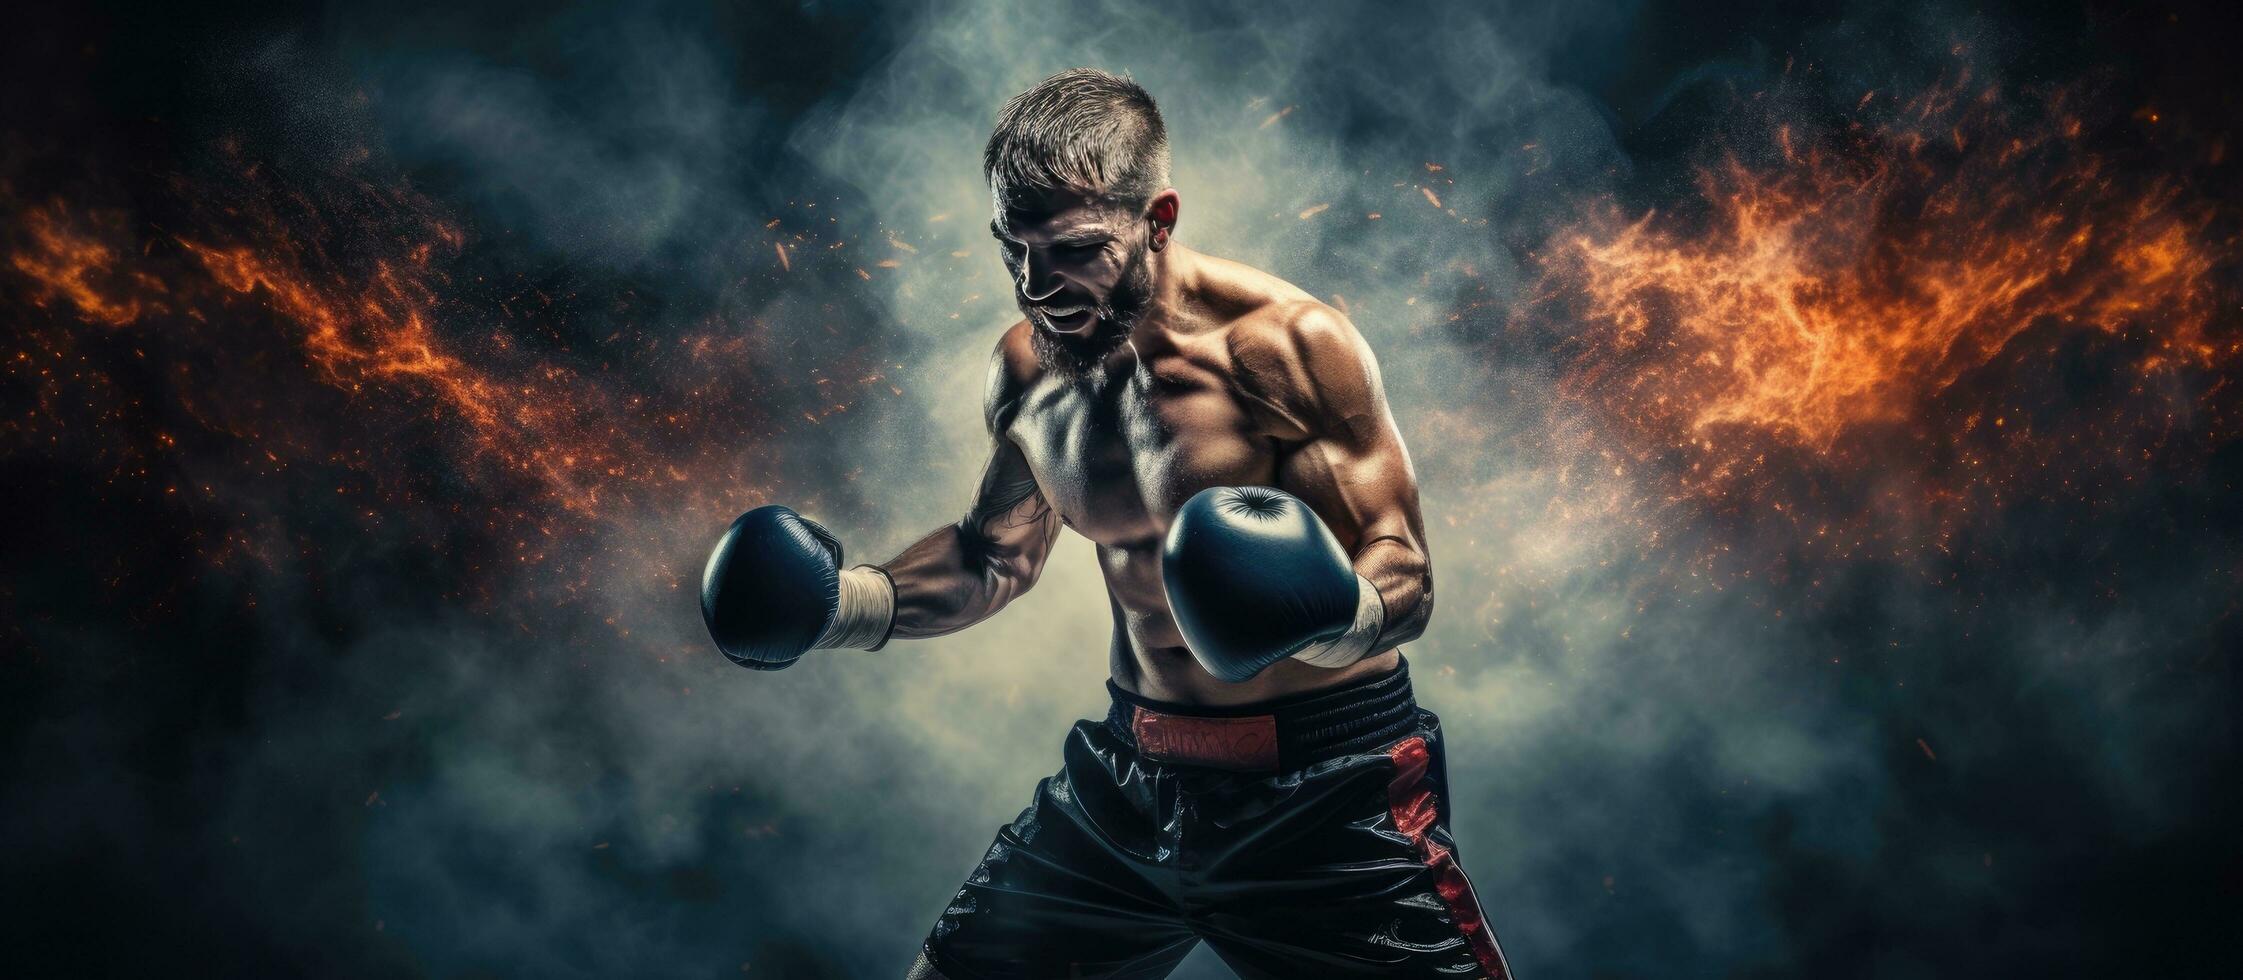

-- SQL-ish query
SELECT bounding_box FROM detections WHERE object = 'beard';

[1024,244,1155,379]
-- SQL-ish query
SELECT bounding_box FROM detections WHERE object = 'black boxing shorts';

[919,658,1512,979]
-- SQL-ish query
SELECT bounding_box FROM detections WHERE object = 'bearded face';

[991,186,1161,378]
[1023,239,1153,377]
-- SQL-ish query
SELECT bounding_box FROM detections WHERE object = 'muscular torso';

[996,250,1401,705]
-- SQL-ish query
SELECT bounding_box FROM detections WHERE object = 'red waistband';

[1128,706,1281,772]
[1105,658,1417,773]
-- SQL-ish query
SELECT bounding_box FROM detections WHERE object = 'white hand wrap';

[814,565,896,651]
[1291,574,1386,669]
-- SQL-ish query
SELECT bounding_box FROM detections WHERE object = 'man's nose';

[1017,251,1064,303]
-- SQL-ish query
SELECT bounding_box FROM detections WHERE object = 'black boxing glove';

[700,505,895,670]
[1161,486,1386,683]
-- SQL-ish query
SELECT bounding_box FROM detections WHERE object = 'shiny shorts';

[921,659,1511,979]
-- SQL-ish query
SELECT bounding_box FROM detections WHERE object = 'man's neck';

[1126,243,1193,339]
[1075,246,1187,385]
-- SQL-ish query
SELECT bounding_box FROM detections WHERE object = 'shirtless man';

[701,69,1511,979]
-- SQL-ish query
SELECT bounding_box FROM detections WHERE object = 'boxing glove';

[1161,486,1386,683]
[701,505,894,669]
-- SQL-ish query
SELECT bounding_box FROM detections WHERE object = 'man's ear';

[1146,189,1180,250]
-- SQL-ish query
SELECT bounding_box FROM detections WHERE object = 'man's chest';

[1008,365,1277,547]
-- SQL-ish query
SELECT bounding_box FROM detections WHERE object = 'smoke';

[4,0,2238,978]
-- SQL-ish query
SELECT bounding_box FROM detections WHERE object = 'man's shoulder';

[1207,291,1361,394]
[1225,298,1358,365]
[1189,251,1316,319]
[1185,250,1353,363]
[1177,258,1370,435]
[983,318,1043,434]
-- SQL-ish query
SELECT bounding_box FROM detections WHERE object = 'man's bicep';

[1267,306,1425,547]
[1278,411,1421,552]
[961,435,1060,576]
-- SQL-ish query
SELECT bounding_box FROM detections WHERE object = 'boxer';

[703,68,1511,979]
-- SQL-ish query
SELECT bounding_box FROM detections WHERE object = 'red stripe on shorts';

[1386,736,1511,979]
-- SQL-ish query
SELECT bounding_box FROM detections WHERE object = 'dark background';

[4,1,2238,977]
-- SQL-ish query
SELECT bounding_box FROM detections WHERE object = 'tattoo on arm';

[972,471,1047,531]
[957,456,1049,571]
[1003,492,1051,530]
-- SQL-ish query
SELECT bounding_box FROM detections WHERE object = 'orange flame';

[1536,79,2232,513]
[0,155,837,599]
[10,205,167,326]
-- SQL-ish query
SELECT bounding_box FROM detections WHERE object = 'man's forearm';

[1357,536,1432,649]
[1287,533,1430,670]
[880,518,1042,640]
